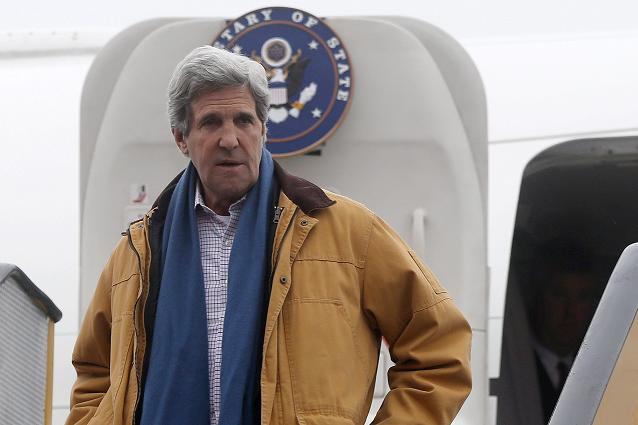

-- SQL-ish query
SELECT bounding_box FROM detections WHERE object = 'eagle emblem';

[213,7,353,157]
[251,37,317,124]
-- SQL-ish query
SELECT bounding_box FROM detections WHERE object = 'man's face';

[173,85,264,214]
[535,272,598,355]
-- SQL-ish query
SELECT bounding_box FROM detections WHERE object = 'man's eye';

[238,115,254,124]
[200,116,220,128]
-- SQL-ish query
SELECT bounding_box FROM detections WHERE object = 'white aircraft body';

[1,3,637,424]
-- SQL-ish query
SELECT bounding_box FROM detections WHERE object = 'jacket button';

[280,276,289,284]
[300,219,309,226]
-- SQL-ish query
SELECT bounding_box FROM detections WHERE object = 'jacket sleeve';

[362,216,472,425]
[65,241,120,424]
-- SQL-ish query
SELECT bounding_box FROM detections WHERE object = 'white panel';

[488,317,503,379]
[0,54,91,334]
[53,332,77,409]
[373,349,387,398]
[487,395,498,425]
[466,32,638,142]
[52,407,70,425]
[454,330,486,425]
[378,16,488,208]
[80,18,187,205]
[365,397,385,424]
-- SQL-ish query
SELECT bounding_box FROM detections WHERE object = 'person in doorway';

[66,46,472,425]
[531,240,601,423]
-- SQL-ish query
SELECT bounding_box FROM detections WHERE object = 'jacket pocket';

[110,273,140,319]
[110,312,135,401]
[283,298,365,420]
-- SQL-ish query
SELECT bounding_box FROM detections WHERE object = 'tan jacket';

[67,166,472,425]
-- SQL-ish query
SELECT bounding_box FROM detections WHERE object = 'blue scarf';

[141,149,276,424]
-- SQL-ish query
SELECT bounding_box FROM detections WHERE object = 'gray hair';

[167,45,270,135]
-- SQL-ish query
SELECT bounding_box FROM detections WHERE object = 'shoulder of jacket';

[111,217,150,265]
[121,205,156,235]
[110,232,138,262]
[321,190,376,220]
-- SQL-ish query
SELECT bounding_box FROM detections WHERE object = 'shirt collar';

[194,180,245,216]
[533,338,575,376]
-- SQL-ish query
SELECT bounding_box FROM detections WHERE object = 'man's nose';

[218,123,239,150]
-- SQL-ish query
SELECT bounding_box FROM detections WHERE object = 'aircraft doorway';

[493,136,638,425]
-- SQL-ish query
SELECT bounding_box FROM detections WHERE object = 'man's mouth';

[217,160,243,168]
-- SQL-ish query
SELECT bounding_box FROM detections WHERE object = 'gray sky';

[2,0,638,39]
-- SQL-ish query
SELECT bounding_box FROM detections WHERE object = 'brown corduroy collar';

[151,160,336,223]
[273,161,335,215]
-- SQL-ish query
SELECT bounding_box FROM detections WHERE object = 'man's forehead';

[550,272,599,291]
[192,86,257,113]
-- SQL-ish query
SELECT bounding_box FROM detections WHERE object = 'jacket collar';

[151,160,335,223]
[273,161,335,215]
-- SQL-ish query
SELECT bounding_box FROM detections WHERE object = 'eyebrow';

[236,111,256,121]
[196,112,221,126]
[197,109,256,123]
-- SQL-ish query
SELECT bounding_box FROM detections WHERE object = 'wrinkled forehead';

[190,85,261,118]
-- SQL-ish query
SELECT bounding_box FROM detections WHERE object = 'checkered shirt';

[194,182,244,424]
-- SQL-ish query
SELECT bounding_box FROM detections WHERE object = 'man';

[530,241,601,423]
[67,46,472,425]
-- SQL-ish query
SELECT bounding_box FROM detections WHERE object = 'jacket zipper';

[126,222,145,425]
[132,208,159,424]
[269,208,296,284]
[273,206,284,224]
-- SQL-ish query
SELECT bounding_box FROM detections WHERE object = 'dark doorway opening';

[493,136,638,425]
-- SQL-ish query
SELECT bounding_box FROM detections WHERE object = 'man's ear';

[172,128,189,156]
